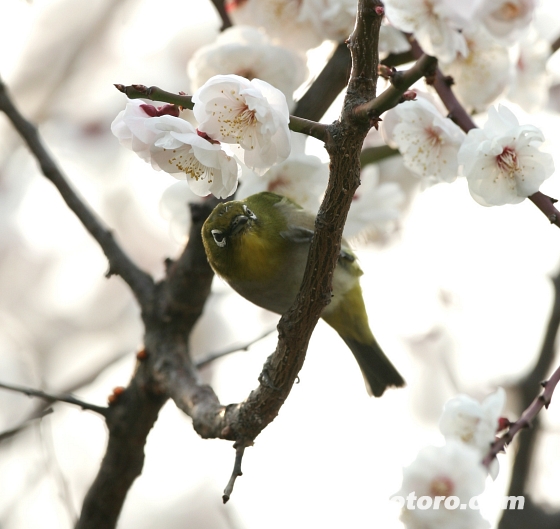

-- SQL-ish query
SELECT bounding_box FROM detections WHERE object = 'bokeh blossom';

[187,26,307,111]
[393,441,489,529]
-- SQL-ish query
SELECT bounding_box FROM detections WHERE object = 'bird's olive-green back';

[202,191,362,315]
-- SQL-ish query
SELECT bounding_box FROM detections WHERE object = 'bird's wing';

[280,225,314,243]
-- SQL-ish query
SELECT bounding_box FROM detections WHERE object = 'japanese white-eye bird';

[201,191,405,396]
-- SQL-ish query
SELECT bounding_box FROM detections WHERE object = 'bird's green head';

[202,192,289,279]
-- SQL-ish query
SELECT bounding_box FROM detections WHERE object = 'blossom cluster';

[383,97,554,206]
[394,388,506,529]
[112,74,291,198]
[384,0,549,114]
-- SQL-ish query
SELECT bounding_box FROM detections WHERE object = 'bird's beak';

[230,214,249,235]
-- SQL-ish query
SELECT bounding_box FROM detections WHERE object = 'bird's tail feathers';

[343,337,405,397]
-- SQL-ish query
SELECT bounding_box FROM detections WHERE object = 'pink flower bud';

[139,103,180,117]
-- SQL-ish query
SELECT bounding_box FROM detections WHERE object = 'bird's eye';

[211,229,226,247]
[243,205,257,219]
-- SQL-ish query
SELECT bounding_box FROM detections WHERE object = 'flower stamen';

[496,146,520,177]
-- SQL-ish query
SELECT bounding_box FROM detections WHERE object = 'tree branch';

[222,443,245,503]
[209,0,232,31]
[360,144,398,166]
[293,42,351,121]
[483,363,560,468]
[114,84,193,109]
[0,76,155,307]
[353,53,437,122]
[114,84,329,142]
[0,408,53,442]
[408,41,560,229]
[152,0,387,476]
[195,328,276,370]
[529,192,560,228]
[0,381,108,417]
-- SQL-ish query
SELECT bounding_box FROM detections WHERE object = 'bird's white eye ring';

[211,229,226,247]
[243,205,257,220]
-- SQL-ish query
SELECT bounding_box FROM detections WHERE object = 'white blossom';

[394,441,489,529]
[507,30,550,112]
[193,74,291,175]
[226,0,322,51]
[458,105,554,206]
[111,99,165,164]
[379,23,412,57]
[159,181,203,243]
[440,388,505,457]
[441,27,511,113]
[187,26,307,111]
[382,96,465,183]
[299,0,357,42]
[383,0,471,63]
[345,164,405,240]
[476,0,535,43]
[237,153,327,212]
[111,102,239,198]
[148,116,239,198]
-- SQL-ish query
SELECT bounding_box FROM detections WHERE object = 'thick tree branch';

[150,0,387,500]
[0,77,155,307]
[10,1,391,521]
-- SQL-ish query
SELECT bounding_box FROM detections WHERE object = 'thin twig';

[114,84,329,142]
[407,41,560,229]
[195,328,276,369]
[0,77,155,307]
[360,144,398,166]
[288,116,329,142]
[114,84,193,109]
[483,363,560,468]
[408,39,476,132]
[0,408,53,442]
[381,49,415,68]
[496,268,560,529]
[529,192,560,228]
[222,443,246,504]
[353,53,438,121]
[0,381,108,417]
[0,348,134,444]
